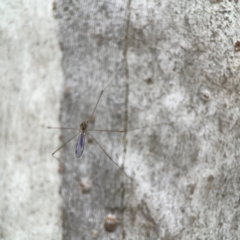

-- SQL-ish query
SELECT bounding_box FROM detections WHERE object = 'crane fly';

[47,82,129,178]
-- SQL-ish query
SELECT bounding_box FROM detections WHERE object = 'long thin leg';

[47,126,79,130]
[52,132,80,162]
[88,129,124,132]
[87,132,131,179]
[89,81,113,122]
[88,121,171,133]
[125,121,172,132]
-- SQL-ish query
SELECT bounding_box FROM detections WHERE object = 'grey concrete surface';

[1,0,240,240]
[0,1,63,239]
[55,0,240,239]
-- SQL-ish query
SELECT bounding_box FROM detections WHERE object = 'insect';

[48,82,129,177]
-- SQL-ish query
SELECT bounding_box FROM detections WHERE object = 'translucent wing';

[75,132,85,158]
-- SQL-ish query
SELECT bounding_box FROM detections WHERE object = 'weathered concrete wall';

[54,0,240,239]
[1,0,240,239]
[0,1,63,239]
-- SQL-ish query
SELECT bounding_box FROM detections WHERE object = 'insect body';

[48,82,131,178]
[75,122,88,158]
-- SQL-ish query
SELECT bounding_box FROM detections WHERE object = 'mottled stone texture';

[0,1,63,239]
[54,0,240,239]
[1,0,240,239]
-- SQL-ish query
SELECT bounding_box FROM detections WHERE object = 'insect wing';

[75,132,85,158]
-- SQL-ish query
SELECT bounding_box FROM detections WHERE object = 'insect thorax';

[80,121,88,132]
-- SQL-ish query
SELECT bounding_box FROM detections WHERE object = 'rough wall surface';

[0,1,63,239]
[1,0,240,239]
[54,0,240,239]
[55,0,240,239]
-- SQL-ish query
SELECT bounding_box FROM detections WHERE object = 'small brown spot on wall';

[88,137,93,144]
[104,214,118,232]
[79,179,92,194]
[234,41,240,52]
[199,89,211,102]
[89,115,96,123]
[145,78,153,84]
[58,163,65,174]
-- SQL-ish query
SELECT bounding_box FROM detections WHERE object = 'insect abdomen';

[75,132,85,158]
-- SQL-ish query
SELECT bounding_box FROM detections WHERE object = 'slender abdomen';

[75,132,85,158]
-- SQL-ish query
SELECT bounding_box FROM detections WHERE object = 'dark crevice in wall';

[121,0,132,239]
